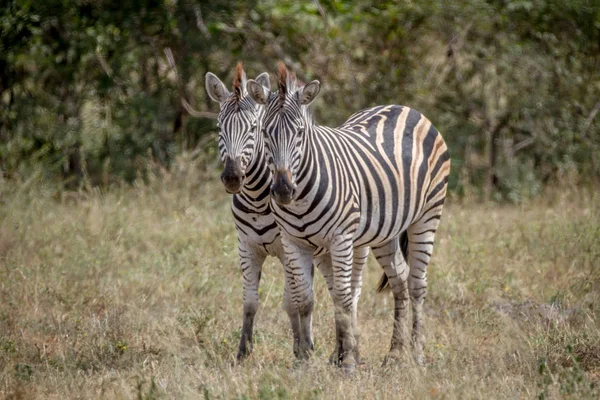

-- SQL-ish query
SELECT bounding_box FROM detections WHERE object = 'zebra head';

[206,63,270,194]
[246,63,321,205]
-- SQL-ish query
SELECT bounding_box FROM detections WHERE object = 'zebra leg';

[278,247,302,358]
[317,248,367,365]
[407,201,445,365]
[350,247,368,365]
[283,276,301,358]
[281,235,315,360]
[237,243,266,360]
[314,255,341,364]
[330,235,357,372]
[372,237,410,365]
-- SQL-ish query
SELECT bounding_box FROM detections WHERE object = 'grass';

[1,166,599,399]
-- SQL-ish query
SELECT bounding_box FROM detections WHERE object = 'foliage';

[1,0,599,199]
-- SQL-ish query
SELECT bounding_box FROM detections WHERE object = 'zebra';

[246,63,450,370]
[205,63,369,362]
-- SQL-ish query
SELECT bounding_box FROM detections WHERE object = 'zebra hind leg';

[407,203,444,365]
[372,236,410,366]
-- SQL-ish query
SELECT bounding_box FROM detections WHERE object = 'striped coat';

[247,64,450,370]
[206,63,370,362]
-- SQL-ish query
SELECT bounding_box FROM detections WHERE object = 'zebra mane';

[277,62,297,106]
[232,62,247,105]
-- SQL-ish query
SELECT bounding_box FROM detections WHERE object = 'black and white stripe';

[247,65,450,369]
[207,65,370,361]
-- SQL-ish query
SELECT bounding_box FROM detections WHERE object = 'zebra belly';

[352,209,412,248]
[352,177,429,248]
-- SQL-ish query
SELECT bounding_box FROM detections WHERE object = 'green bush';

[1,0,598,198]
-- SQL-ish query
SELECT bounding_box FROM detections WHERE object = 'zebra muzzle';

[271,169,297,205]
[221,156,245,194]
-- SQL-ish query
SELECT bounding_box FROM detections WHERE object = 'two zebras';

[205,63,450,370]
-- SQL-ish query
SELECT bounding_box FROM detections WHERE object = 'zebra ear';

[205,72,230,103]
[299,80,321,106]
[247,79,269,105]
[255,72,271,91]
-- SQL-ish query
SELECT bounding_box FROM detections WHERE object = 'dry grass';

[1,170,599,399]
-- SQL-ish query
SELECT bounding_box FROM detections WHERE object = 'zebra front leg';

[277,248,302,358]
[330,235,357,373]
[237,244,267,360]
[316,249,368,365]
[372,237,410,365]
[281,235,315,360]
[314,255,341,364]
[283,276,301,358]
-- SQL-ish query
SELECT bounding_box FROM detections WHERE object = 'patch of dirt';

[587,368,600,384]
[575,343,600,373]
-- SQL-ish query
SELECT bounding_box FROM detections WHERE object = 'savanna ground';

[1,164,599,399]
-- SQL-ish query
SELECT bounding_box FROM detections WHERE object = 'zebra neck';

[240,143,271,206]
[293,125,324,201]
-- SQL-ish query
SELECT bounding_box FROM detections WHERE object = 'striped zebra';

[246,64,450,370]
[205,63,368,362]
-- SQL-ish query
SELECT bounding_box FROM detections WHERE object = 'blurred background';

[1,0,599,201]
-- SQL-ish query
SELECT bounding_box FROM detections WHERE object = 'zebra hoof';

[236,345,251,362]
[296,342,313,360]
[382,349,404,368]
[342,362,355,375]
[329,347,361,367]
[341,354,356,375]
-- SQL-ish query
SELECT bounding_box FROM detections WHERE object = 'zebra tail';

[376,230,409,293]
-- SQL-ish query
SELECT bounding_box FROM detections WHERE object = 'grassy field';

[1,168,599,399]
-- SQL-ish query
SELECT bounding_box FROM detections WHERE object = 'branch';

[181,98,217,119]
[215,24,245,34]
[313,0,328,26]
[583,101,600,136]
[513,136,536,152]
[163,47,217,120]
[163,47,180,83]
[96,52,112,77]
[194,6,211,39]
[490,113,512,137]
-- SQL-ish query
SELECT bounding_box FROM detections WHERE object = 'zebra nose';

[221,173,242,191]
[221,156,244,193]
[271,169,296,205]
